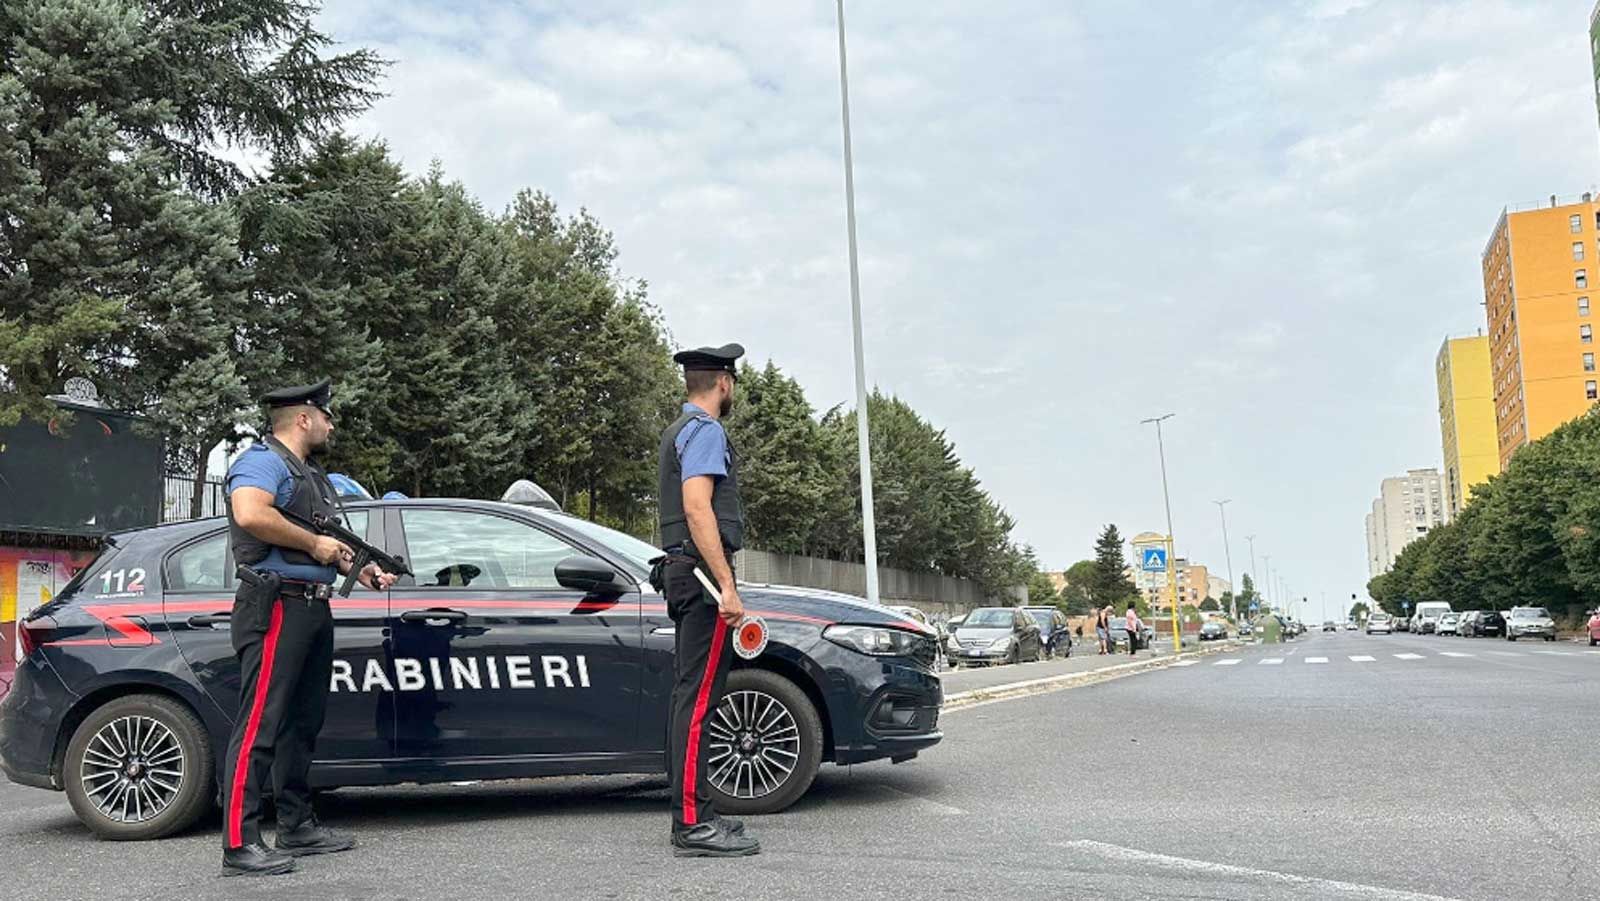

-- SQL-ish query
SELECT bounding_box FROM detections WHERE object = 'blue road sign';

[1249,602,1259,612]
[1402,601,1410,610]
[1141,548,1168,572]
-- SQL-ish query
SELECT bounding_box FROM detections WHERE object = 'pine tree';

[1089,524,1138,608]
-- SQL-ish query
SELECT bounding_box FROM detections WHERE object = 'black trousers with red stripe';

[220,586,334,849]
[666,561,734,828]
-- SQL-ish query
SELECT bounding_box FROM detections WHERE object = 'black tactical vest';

[658,407,745,554]
[227,436,340,568]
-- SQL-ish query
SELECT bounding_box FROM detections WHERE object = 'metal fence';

[734,548,1023,616]
[162,473,227,523]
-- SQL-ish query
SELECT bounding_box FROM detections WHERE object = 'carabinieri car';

[0,499,943,840]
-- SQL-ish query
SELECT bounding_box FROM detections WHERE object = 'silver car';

[949,607,1044,666]
[1506,606,1557,642]
[1366,613,1393,634]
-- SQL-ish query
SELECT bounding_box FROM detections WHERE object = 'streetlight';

[1262,555,1271,612]
[834,0,880,603]
[1213,500,1236,622]
[1140,413,1182,653]
[1245,534,1258,616]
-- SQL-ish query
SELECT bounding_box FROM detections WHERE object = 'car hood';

[953,626,1014,641]
[735,583,936,635]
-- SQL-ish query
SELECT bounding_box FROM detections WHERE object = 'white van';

[1412,601,1452,634]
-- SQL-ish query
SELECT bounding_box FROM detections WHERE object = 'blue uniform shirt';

[226,442,337,583]
[675,403,728,481]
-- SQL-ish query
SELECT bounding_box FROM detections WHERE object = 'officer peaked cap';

[672,343,744,373]
[261,378,332,412]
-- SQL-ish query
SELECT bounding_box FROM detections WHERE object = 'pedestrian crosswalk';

[1193,648,1599,668]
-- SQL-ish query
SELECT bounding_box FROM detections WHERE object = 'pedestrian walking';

[655,343,761,858]
[220,379,398,877]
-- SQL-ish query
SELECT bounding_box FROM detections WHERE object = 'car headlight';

[989,636,1013,649]
[824,624,922,657]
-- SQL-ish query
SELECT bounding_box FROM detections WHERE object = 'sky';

[312,0,1600,618]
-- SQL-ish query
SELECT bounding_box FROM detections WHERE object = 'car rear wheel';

[704,669,824,816]
[63,693,214,841]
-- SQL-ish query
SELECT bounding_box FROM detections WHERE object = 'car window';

[168,532,228,591]
[400,509,576,590]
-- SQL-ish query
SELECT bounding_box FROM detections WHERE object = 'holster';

[235,565,282,632]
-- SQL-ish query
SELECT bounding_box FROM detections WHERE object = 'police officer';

[220,379,397,876]
[657,344,761,858]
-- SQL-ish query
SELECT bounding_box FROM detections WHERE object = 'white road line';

[1348,655,1375,662]
[1171,660,1199,667]
[1259,658,1284,665]
[1214,659,1242,666]
[1436,652,1471,658]
[1587,650,1600,655]
[1393,653,1424,660]
[1485,650,1523,657]
[1305,656,1328,664]
[1533,650,1569,656]
[1054,840,1462,901]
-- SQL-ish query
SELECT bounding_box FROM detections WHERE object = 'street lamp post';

[833,0,880,603]
[1262,555,1271,613]
[1245,534,1258,616]
[1213,499,1236,622]
[1140,414,1182,653]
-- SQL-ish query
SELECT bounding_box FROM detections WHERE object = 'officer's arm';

[230,487,322,556]
[682,476,735,593]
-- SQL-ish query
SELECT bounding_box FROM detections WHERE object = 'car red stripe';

[227,601,283,848]
[681,620,728,826]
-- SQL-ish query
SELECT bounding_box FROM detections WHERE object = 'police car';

[0,499,943,839]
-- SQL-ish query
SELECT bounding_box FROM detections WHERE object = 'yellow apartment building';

[1435,336,1497,518]
[1481,195,1600,470]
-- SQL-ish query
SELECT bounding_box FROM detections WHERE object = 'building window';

[1588,380,1598,400]
[1573,213,1584,233]
[1586,353,1597,372]
[1579,270,1589,289]
[1581,297,1591,316]
[1575,242,1586,261]
[1584,324,1594,344]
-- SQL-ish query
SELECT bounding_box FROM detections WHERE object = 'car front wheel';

[705,669,824,816]
[63,693,214,841]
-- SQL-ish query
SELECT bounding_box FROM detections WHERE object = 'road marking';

[1171,660,1199,667]
[1214,659,1241,666]
[1393,653,1424,660]
[1260,658,1283,665]
[1533,650,1569,656]
[1436,652,1471,658]
[1485,651,1523,657]
[1348,655,1375,662]
[1054,840,1463,901]
[1305,656,1328,664]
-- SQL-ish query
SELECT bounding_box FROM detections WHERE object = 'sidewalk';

[941,638,1243,709]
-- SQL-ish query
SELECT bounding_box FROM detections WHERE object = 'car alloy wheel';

[63,693,214,840]
[80,715,185,825]
[704,670,824,815]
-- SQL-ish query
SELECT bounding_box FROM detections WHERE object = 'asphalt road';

[4,629,1595,900]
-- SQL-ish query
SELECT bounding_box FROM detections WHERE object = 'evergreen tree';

[723,362,837,555]
[1089,524,1138,608]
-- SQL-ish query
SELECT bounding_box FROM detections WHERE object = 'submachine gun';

[285,510,413,597]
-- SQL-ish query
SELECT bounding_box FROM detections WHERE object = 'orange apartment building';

[1481,195,1600,470]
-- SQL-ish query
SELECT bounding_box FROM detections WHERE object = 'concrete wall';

[734,548,1024,617]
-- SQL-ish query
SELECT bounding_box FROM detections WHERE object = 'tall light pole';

[834,0,880,603]
[1213,500,1236,621]
[1245,534,1258,616]
[1261,555,1272,612]
[1140,414,1182,653]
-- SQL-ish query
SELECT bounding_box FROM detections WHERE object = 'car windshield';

[547,512,662,573]
[963,608,1015,628]
[1512,608,1549,619]
[1027,610,1053,626]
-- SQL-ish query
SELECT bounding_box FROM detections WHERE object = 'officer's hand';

[359,563,397,591]
[719,585,744,625]
[311,536,351,566]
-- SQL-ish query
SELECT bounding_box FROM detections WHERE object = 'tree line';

[1367,410,1600,624]
[0,0,1040,596]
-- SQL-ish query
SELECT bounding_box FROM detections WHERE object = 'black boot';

[221,842,296,877]
[712,814,746,836]
[275,818,356,857]
[671,820,760,858]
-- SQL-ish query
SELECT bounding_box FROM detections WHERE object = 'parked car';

[1322,621,1337,632]
[1343,621,1357,631]
[890,605,935,632]
[1021,606,1073,659]
[0,498,944,840]
[1505,606,1557,642]
[1468,610,1504,638]
[1412,601,1452,635]
[1238,620,1255,638]
[1456,611,1479,636]
[1106,619,1156,651]
[1437,612,1461,636]
[1198,620,1229,641]
[1394,616,1410,632]
[949,607,1043,666]
[1366,612,1393,634]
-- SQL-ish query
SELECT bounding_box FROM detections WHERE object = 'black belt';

[278,579,333,601]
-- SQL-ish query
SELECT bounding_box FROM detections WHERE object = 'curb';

[942,640,1245,711]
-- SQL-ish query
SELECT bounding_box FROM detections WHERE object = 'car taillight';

[18,616,58,659]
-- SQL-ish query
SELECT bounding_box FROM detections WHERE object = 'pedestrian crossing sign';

[1141,548,1167,572]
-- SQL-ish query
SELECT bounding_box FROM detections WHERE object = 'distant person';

[1125,602,1144,656]
[1096,605,1112,655]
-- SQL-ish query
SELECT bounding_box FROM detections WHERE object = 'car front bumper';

[1509,626,1555,638]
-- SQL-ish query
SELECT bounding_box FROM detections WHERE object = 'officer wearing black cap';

[219,379,397,876]
[657,343,761,857]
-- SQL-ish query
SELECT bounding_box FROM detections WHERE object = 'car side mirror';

[554,555,629,594]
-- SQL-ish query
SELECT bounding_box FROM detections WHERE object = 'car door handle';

[187,613,232,628]
[400,608,467,624]
[651,626,676,637]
